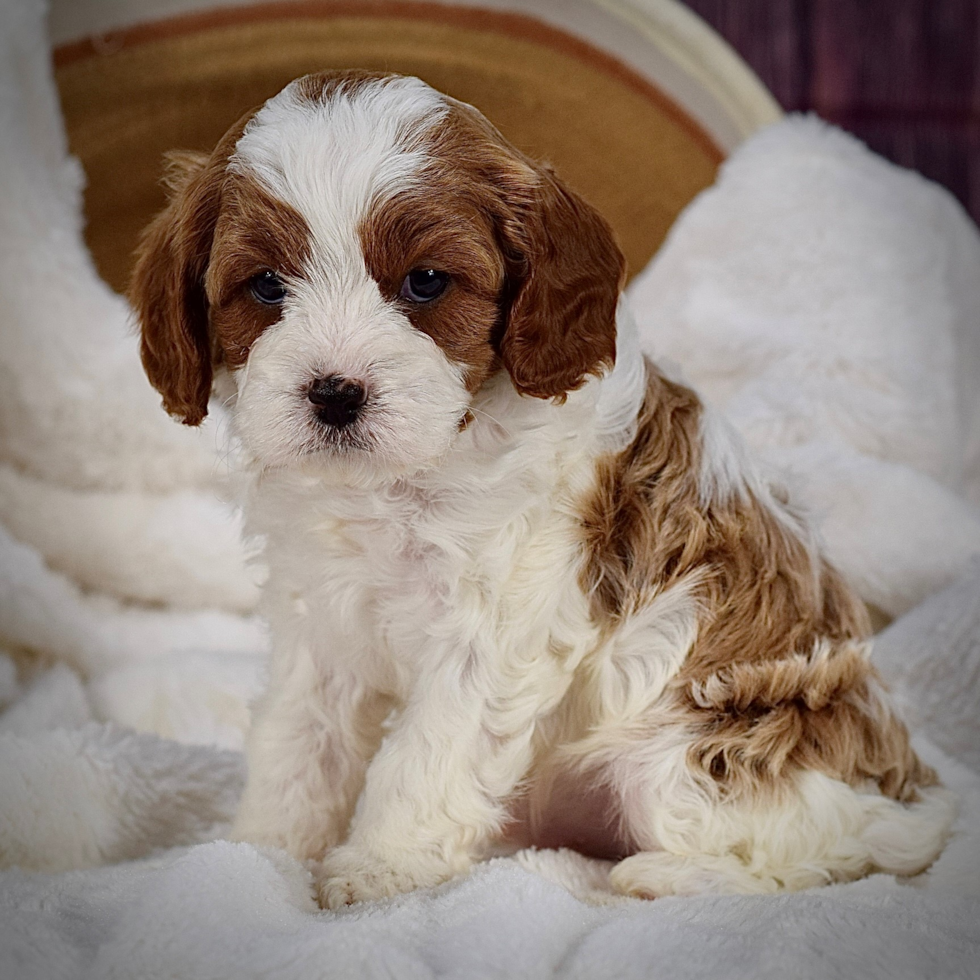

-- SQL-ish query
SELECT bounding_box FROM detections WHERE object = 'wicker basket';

[51,0,781,293]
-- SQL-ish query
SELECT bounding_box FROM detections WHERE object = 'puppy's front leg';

[316,650,564,907]
[231,643,389,863]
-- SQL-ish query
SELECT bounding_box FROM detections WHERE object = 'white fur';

[236,76,446,230]
[594,297,648,451]
[225,78,952,907]
[604,667,953,896]
[233,370,610,902]
[697,402,760,505]
[581,574,704,724]
[611,772,955,896]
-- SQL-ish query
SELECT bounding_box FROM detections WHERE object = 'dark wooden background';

[685,0,980,227]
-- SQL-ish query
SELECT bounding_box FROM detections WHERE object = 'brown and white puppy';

[131,71,952,906]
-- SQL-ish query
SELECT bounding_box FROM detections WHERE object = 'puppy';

[131,71,953,906]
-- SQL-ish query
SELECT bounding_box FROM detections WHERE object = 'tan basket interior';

[54,0,722,294]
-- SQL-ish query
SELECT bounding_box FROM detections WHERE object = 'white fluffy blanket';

[2,1,980,976]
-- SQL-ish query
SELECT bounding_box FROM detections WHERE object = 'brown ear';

[496,164,625,400]
[129,108,255,425]
[129,149,221,426]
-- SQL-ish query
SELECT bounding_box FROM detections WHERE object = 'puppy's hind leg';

[611,849,783,897]
[608,747,955,898]
[579,724,815,897]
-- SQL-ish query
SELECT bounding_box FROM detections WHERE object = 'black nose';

[307,376,367,429]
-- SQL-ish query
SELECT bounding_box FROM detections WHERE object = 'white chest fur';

[229,375,619,893]
[244,373,607,702]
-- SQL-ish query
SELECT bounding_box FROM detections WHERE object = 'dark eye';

[250,271,287,305]
[400,269,449,303]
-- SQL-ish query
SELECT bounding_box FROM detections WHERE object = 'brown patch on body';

[580,360,935,803]
[687,642,935,802]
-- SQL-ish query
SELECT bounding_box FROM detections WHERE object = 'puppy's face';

[132,72,624,478]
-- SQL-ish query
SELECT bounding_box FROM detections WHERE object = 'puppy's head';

[131,71,625,476]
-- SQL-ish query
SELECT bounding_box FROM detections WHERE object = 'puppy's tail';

[858,784,957,877]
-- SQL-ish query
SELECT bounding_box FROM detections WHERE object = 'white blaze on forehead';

[230,75,448,272]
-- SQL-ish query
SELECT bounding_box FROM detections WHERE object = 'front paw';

[314,845,461,908]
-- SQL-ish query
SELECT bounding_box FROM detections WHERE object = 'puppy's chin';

[232,398,468,486]
[234,325,472,486]
[304,427,460,487]
[290,450,443,490]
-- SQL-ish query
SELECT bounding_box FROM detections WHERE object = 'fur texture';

[131,72,953,907]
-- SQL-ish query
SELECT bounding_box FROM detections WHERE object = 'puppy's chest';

[261,483,568,657]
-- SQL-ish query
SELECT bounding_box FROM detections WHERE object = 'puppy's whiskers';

[464,405,514,438]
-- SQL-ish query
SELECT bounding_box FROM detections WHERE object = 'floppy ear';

[129,147,225,426]
[496,164,625,401]
[130,102,258,425]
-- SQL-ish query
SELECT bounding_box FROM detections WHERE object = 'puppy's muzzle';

[308,376,368,429]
